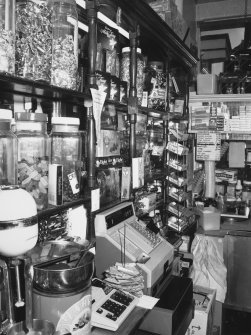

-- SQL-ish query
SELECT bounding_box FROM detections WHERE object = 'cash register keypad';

[130,220,161,248]
[94,289,135,321]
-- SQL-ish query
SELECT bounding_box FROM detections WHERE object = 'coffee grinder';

[0,186,39,334]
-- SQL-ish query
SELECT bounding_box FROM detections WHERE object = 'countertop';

[198,217,251,237]
[91,307,149,335]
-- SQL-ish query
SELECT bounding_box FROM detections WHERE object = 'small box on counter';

[48,164,63,206]
[215,169,238,183]
[197,74,218,95]
[186,285,216,335]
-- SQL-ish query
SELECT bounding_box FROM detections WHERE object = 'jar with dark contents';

[15,112,49,210]
[50,117,82,203]
[0,0,15,74]
[15,0,52,82]
[50,0,79,90]
[120,47,144,105]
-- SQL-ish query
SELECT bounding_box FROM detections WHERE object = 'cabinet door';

[224,232,251,312]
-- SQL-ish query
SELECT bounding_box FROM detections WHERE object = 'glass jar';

[0,0,15,74]
[15,112,49,210]
[15,0,52,82]
[147,61,166,111]
[0,109,17,185]
[51,0,78,90]
[148,121,164,173]
[50,117,82,202]
[242,180,251,204]
[120,47,144,105]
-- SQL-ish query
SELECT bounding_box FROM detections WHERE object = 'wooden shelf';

[190,93,251,103]
[0,73,88,105]
[37,198,91,220]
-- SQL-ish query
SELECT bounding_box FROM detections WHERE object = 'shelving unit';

[0,0,198,245]
[166,124,190,233]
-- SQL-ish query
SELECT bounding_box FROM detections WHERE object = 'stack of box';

[148,0,188,42]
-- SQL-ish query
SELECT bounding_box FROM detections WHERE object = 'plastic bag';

[190,233,227,303]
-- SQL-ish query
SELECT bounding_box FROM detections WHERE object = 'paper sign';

[137,295,159,309]
[91,188,100,212]
[90,88,107,136]
[67,205,87,240]
[196,131,221,161]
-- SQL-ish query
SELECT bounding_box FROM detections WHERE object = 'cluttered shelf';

[37,197,91,220]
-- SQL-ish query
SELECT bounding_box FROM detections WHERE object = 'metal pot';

[30,241,94,294]
[7,319,55,335]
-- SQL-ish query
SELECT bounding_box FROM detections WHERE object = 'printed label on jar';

[68,171,80,194]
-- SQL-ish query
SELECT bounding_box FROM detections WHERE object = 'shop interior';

[1,0,251,335]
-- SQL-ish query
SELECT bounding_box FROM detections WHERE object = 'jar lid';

[122,47,142,54]
[0,109,12,120]
[15,112,48,122]
[51,116,80,126]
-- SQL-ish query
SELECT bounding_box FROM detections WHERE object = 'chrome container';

[28,241,94,294]
[7,318,55,335]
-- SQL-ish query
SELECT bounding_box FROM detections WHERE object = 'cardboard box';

[197,206,221,231]
[48,164,63,206]
[186,285,216,335]
[197,74,218,95]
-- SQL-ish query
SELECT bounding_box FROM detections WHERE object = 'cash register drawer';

[139,276,193,335]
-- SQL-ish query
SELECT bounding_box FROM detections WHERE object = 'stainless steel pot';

[7,319,55,335]
[30,241,94,294]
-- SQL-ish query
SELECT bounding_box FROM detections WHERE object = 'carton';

[186,285,216,335]
[197,206,221,231]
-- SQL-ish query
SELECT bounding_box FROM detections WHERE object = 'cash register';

[94,201,174,296]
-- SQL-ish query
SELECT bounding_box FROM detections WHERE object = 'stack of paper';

[103,263,145,297]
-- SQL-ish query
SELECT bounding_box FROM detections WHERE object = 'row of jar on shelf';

[0,0,168,109]
[1,0,79,90]
[0,105,167,211]
[0,108,84,211]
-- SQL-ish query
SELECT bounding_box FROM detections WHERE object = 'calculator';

[91,278,139,331]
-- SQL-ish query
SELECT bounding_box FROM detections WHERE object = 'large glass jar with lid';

[15,112,49,210]
[50,117,82,202]
[0,0,15,74]
[120,47,144,105]
[15,0,52,82]
[50,0,78,90]
[0,109,17,185]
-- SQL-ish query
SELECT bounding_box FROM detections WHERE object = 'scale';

[0,186,55,335]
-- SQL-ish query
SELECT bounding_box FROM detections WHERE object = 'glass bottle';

[120,47,144,105]
[50,0,79,90]
[15,112,49,210]
[0,0,15,74]
[50,117,82,202]
[15,0,52,82]
[0,109,17,185]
